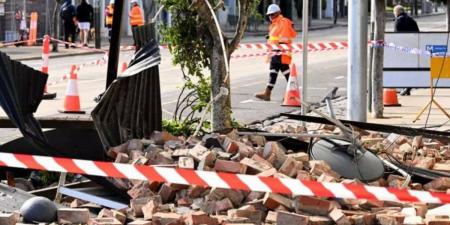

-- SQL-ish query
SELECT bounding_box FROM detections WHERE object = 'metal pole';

[94,0,101,49]
[301,0,309,118]
[347,0,368,121]
[318,0,322,20]
[106,0,124,89]
[45,0,49,34]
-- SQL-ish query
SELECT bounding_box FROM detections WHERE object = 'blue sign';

[426,45,448,55]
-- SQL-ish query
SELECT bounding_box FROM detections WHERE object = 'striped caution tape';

[0,152,449,204]
[47,53,108,86]
[231,45,348,59]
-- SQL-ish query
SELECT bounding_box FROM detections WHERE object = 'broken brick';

[187,185,207,198]
[227,208,262,224]
[90,218,122,225]
[208,188,245,206]
[329,208,351,225]
[413,157,435,169]
[222,137,240,154]
[128,181,154,199]
[185,211,219,225]
[424,177,450,191]
[112,210,126,224]
[240,157,272,174]
[214,159,247,174]
[214,198,234,212]
[263,141,287,168]
[263,193,293,210]
[278,156,303,177]
[376,213,405,225]
[309,160,340,178]
[178,157,195,169]
[0,213,17,225]
[432,163,450,172]
[152,212,183,225]
[57,208,90,224]
[158,184,176,204]
[276,211,309,225]
[142,200,160,220]
[128,220,152,225]
[309,216,333,225]
[295,196,333,216]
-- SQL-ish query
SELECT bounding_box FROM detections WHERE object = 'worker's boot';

[254,87,271,101]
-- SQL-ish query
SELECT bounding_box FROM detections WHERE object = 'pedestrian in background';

[60,0,77,48]
[129,0,144,28]
[394,5,419,96]
[105,0,114,43]
[76,0,94,47]
[255,4,297,101]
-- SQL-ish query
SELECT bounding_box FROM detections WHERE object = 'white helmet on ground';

[266,4,281,15]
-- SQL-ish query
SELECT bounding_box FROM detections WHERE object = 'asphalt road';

[0,14,447,143]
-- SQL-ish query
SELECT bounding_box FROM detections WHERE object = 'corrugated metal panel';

[92,23,162,147]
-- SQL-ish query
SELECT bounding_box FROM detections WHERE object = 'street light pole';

[347,0,368,121]
[301,0,309,118]
[94,0,101,49]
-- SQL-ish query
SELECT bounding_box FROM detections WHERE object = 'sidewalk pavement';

[369,88,450,131]
[327,88,450,131]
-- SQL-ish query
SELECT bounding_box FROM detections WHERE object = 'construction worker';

[129,0,144,28]
[255,4,297,101]
[105,0,114,42]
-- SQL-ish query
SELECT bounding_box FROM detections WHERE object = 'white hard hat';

[130,0,137,3]
[266,4,281,15]
[110,0,114,4]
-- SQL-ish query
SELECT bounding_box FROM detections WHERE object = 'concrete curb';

[12,50,106,61]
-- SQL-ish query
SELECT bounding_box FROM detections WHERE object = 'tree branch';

[229,0,252,54]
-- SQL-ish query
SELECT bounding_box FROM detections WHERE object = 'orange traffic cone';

[282,64,301,107]
[383,89,401,107]
[121,62,128,73]
[59,65,85,114]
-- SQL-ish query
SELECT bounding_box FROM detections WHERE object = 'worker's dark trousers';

[63,22,76,48]
[267,55,290,90]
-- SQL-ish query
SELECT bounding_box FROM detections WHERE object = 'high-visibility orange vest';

[268,15,297,64]
[129,5,144,27]
[106,4,114,26]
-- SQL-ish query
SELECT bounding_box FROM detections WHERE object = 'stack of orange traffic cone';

[59,65,85,114]
[383,88,401,107]
[282,63,301,107]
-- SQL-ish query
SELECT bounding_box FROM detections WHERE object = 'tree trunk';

[371,0,385,118]
[51,2,59,52]
[210,43,232,132]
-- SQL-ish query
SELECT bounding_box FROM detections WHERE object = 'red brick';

[309,216,333,225]
[426,218,450,225]
[236,142,256,158]
[222,137,240,154]
[245,191,265,202]
[256,167,277,177]
[185,211,219,225]
[58,208,90,224]
[276,211,309,225]
[189,143,212,161]
[317,173,338,183]
[295,196,333,216]
[278,157,303,177]
[413,157,435,169]
[128,220,152,225]
[0,213,17,225]
[240,157,272,174]
[90,218,122,225]
[329,208,351,225]
[214,159,247,174]
[214,198,234,212]
[265,211,278,223]
[227,209,262,224]
[424,177,450,191]
[376,214,405,225]
[208,188,245,206]
[359,199,384,210]
[433,163,450,172]
[249,135,266,146]
[128,181,154,199]
[187,185,207,198]
[309,160,340,178]
[112,210,126,224]
[387,174,408,188]
[152,212,183,225]
[98,208,113,218]
[178,157,195,169]
[70,199,87,208]
[107,142,129,158]
[288,152,310,163]
[413,136,423,149]
[263,193,293,210]
[296,170,313,181]
[158,184,176,204]
[263,141,287,168]
[142,200,160,220]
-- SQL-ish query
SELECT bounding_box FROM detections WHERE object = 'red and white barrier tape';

[0,152,449,204]
[47,53,108,86]
[236,41,348,51]
[231,45,348,59]
[0,38,44,47]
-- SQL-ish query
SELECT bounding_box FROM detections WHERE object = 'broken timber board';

[281,114,450,142]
